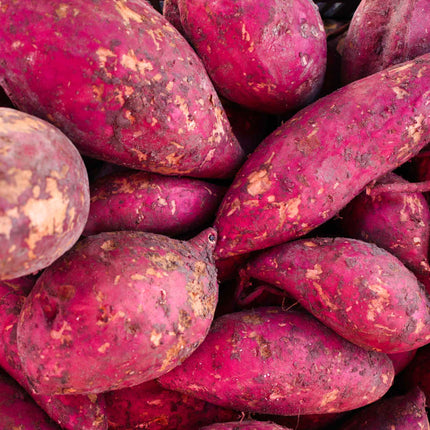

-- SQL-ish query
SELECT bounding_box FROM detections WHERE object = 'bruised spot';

[249,332,272,359]
[247,169,272,196]
[55,4,69,18]
[178,309,192,332]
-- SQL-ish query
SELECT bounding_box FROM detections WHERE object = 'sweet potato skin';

[178,0,326,114]
[342,0,430,84]
[338,387,430,430]
[158,307,394,416]
[0,108,89,280]
[0,368,60,429]
[0,0,244,179]
[238,237,430,353]
[84,170,225,237]
[105,379,240,429]
[199,421,291,429]
[214,55,430,259]
[0,278,108,430]
[17,229,218,395]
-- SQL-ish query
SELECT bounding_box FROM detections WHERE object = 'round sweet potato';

[17,228,218,395]
[0,107,89,280]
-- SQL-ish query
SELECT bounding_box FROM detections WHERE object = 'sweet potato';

[0,107,90,280]
[158,307,394,416]
[337,387,430,430]
[17,228,218,395]
[387,350,417,375]
[105,379,240,429]
[340,172,430,287]
[214,54,430,259]
[199,421,291,430]
[0,368,60,429]
[0,0,244,179]
[342,0,430,84]
[0,278,108,429]
[237,237,430,353]
[83,169,225,237]
[177,0,326,114]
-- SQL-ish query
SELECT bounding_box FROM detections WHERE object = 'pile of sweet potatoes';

[2,0,430,428]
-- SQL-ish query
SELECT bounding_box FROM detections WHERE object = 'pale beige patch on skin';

[114,1,143,25]
[366,283,390,322]
[392,86,409,99]
[22,178,69,259]
[50,320,72,345]
[165,152,185,166]
[174,95,196,131]
[247,169,272,196]
[101,239,117,251]
[146,29,162,51]
[150,330,162,347]
[306,263,322,280]
[0,168,32,204]
[186,260,212,318]
[320,389,339,408]
[121,50,153,74]
[226,198,241,217]
[97,342,111,353]
[407,113,426,145]
[312,281,339,311]
[0,215,13,239]
[159,336,187,372]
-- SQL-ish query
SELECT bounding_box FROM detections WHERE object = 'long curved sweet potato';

[0,278,108,429]
[17,228,218,395]
[178,0,326,114]
[159,307,394,416]
[0,107,89,280]
[237,237,430,353]
[214,54,430,259]
[0,0,244,179]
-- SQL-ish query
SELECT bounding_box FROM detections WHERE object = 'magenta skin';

[84,170,226,237]
[17,228,218,395]
[237,237,430,353]
[340,172,430,281]
[388,350,417,375]
[338,387,430,430]
[0,108,90,280]
[0,1,244,179]
[0,279,108,429]
[178,0,326,114]
[105,379,240,429]
[163,0,186,37]
[199,421,291,430]
[158,307,394,416]
[342,0,430,84]
[214,55,430,259]
[0,369,61,429]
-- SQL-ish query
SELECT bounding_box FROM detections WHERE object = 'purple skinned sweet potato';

[0,278,108,430]
[214,54,430,259]
[237,237,430,353]
[340,172,430,287]
[158,307,394,416]
[342,0,430,84]
[0,107,90,280]
[0,368,60,430]
[17,228,218,395]
[387,349,417,375]
[337,387,430,430]
[199,421,291,430]
[105,379,240,429]
[83,169,226,237]
[177,0,326,114]
[0,1,244,179]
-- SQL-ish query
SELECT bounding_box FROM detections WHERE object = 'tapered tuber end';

[189,227,218,255]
